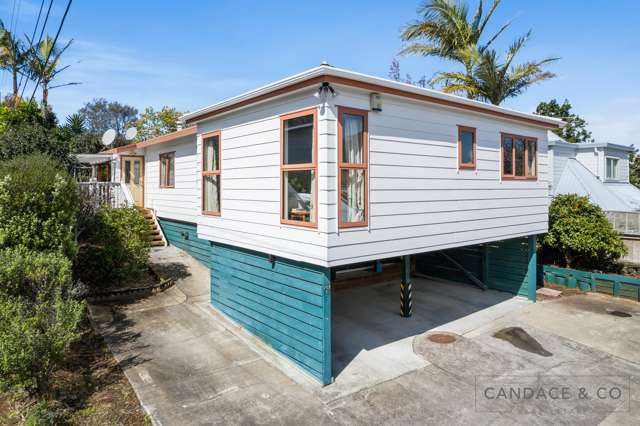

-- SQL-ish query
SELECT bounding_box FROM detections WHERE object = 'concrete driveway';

[90,247,640,425]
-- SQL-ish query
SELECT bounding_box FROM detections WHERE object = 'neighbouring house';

[548,136,640,263]
[90,65,563,384]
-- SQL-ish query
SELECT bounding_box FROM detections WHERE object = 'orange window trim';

[159,151,175,188]
[457,125,476,170]
[500,132,538,180]
[280,107,318,228]
[202,130,222,216]
[337,106,368,229]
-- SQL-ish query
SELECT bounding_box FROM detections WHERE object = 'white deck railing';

[605,211,640,236]
[78,182,132,208]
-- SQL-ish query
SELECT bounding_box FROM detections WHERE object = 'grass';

[0,316,148,425]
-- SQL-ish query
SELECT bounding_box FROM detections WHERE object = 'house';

[548,136,640,263]
[95,65,563,384]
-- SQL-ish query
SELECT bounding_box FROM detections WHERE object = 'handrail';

[77,182,132,208]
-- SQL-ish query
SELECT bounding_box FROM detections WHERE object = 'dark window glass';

[284,115,313,164]
[527,140,536,177]
[460,130,474,165]
[515,138,526,176]
[503,137,513,175]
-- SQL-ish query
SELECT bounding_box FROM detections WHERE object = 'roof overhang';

[101,126,198,154]
[549,139,635,152]
[182,65,564,129]
[75,153,113,165]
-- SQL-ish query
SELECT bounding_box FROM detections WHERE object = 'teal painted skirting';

[543,264,640,301]
[416,236,535,299]
[158,218,211,265]
[210,243,332,384]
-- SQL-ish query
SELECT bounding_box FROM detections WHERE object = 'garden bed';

[0,317,149,425]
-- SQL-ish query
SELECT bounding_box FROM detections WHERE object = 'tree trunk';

[42,86,49,108]
[12,68,18,107]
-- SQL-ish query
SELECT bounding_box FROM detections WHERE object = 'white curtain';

[342,115,365,223]
[205,138,218,171]
[204,175,219,212]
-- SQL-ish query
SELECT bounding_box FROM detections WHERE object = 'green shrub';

[0,154,78,258]
[542,194,626,271]
[0,249,84,395]
[25,400,69,426]
[76,207,151,286]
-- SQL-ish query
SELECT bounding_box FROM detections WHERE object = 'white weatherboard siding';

[195,90,331,265]
[575,148,599,178]
[187,86,550,267]
[143,137,199,222]
[325,87,549,266]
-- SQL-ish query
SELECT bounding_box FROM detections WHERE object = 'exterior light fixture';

[370,92,382,112]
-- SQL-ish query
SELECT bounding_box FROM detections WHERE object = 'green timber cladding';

[158,218,211,265]
[416,236,537,300]
[210,242,332,384]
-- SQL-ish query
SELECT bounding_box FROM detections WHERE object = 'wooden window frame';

[201,130,222,216]
[280,107,318,228]
[338,106,368,229]
[159,151,175,188]
[457,125,476,170]
[500,132,538,180]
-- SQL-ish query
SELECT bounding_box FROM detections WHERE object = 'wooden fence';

[543,264,640,302]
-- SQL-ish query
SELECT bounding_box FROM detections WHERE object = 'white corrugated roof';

[556,159,638,212]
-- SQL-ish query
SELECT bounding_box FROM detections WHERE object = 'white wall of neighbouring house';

[143,136,200,223]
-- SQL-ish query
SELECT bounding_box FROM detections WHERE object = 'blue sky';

[1,1,639,145]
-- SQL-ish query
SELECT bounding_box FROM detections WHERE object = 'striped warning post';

[400,255,412,317]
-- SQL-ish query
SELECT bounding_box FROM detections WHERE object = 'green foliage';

[535,99,593,143]
[0,154,78,257]
[629,150,640,188]
[0,248,84,395]
[0,100,57,132]
[133,106,183,141]
[25,400,69,425]
[76,207,151,286]
[542,194,626,271]
[400,0,558,104]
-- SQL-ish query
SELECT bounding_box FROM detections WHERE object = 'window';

[202,131,221,215]
[281,108,317,227]
[338,107,368,228]
[606,157,619,180]
[159,152,175,188]
[501,133,537,179]
[457,126,476,169]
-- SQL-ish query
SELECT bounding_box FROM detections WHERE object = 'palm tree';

[431,32,558,105]
[0,21,30,105]
[400,0,511,98]
[27,36,80,108]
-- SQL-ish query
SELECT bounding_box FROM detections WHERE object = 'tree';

[388,58,428,88]
[78,98,138,146]
[400,0,510,98]
[535,99,593,143]
[0,21,30,105]
[60,113,103,154]
[27,36,80,108]
[630,150,640,188]
[133,106,182,141]
[431,32,558,105]
[541,194,626,271]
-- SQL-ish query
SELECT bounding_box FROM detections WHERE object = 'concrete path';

[90,246,640,425]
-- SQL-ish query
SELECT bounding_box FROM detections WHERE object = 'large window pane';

[284,115,313,164]
[341,169,365,224]
[607,158,618,179]
[515,138,525,176]
[503,137,513,175]
[160,158,166,185]
[133,161,141,184]
[204,136,219,171]
[169,156,174,186]
[283,169,315,222]
[203,175,220,212]
[342,113,364,164]
[460,130,474,165]
[527,140,536,177]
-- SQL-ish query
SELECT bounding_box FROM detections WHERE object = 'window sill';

[202,211,221,217]
[280,219,317,229]
[502,176,538,181]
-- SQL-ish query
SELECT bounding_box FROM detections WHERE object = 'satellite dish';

[125,127,138,141]
[101,129,116,146]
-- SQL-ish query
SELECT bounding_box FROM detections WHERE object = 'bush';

[0,248,84,394]
[0,154,79,258]
[542,194,626,271]
[76,207,151,286]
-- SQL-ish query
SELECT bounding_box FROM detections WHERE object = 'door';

[121,156,144,207]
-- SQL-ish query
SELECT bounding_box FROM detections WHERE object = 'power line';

[19,0,53,100]
[30,0,67,104]
[16,0,46,97]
